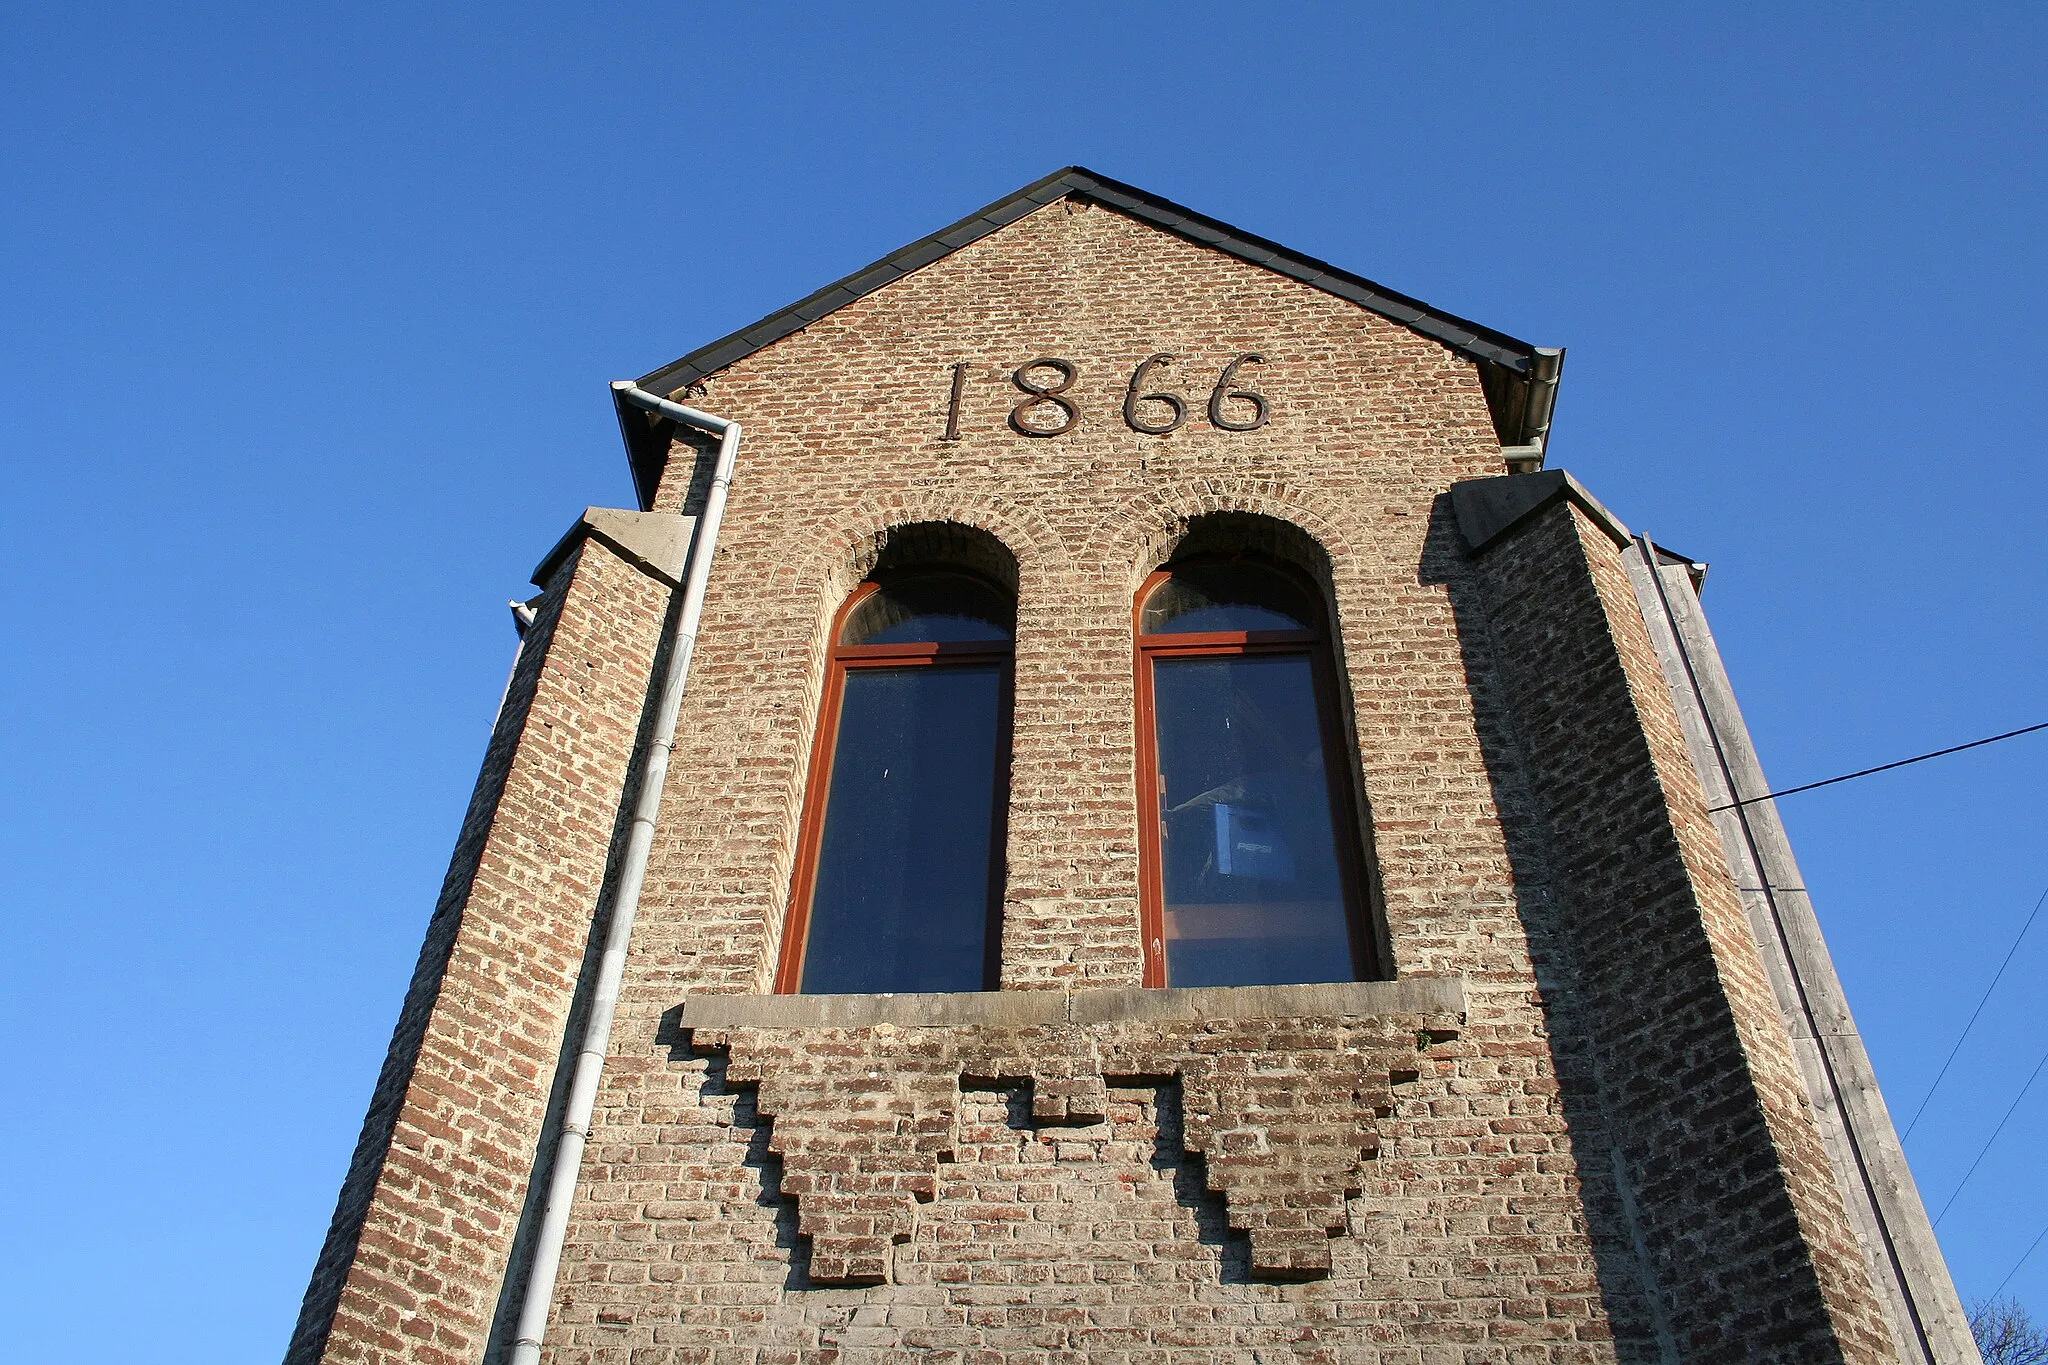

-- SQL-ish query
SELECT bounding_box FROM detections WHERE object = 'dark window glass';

[1136,558,1374,988]
[781,568,1012,994]
[1140,560,1316,635]
[798,664,1004,993]
[841,571,1012,645]
[1151,655,1355,986]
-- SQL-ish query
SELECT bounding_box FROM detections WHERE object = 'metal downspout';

[1500,347,1564,474]
[506,384,741,1365]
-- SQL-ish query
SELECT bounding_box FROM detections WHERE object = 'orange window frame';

[1131,565,1379,989]
[774,579,1014,994]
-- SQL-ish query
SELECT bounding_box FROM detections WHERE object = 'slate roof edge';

[636,166,1545,396]
[618,166,1557,507]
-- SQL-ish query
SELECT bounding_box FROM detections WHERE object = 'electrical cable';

[1932,1046,2048,1228]
[1901,879,2048,1140]
[1993,1219,2048,1299]
[1707,721,2048,813]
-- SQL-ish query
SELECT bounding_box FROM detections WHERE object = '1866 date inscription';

[942,354,1269,439]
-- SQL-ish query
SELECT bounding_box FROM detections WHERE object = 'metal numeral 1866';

[943,354,1270,438]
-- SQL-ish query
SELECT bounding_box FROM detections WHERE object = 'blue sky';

[3,5,2044,1359]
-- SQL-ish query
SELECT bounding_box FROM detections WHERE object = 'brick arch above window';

[819,491,1068,580]
[1081,479,1362,600]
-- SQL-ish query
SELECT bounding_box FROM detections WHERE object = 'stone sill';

[680,976,1464,1032]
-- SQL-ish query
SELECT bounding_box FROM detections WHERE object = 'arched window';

[776,569,1013,994]
[1134,557,1379,988]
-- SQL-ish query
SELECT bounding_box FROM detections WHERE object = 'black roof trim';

[636,166,1542,395]
[620,167,1552,507]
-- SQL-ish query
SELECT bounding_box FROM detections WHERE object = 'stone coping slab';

[679,976,1464,1032]
[1450,469,1632,555]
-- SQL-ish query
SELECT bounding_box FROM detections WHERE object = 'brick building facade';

[288,169,1977,1363]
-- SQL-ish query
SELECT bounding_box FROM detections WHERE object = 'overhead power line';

[1933,1045,2048,1228]
[1994,1219,2048,1299]
[1901,880,2048,1141]
[1707,721,2048,813]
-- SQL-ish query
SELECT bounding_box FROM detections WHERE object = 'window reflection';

[780,569,1013,994]
[1137,558,1374,987]
[1140,560,1315,635]
[799,664,1004,993]
[1153,655,1354,986]
[841,572,1012,645]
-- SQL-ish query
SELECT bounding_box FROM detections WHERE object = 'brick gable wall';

[296,195,1895,1363]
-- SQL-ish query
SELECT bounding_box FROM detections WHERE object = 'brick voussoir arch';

[1088,479,1362,592]
[801,489,1070,593]
[732,489,1063,738]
